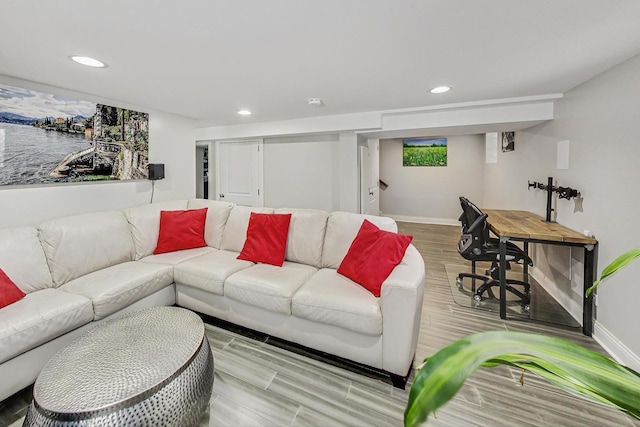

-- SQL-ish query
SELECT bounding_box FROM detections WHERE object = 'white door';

[216,140,263,206]
[360,145,378,215]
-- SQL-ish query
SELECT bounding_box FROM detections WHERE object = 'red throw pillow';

[0,269,26,309]
[237,213,292,266]
[337,219,413,297]
[154,208,208,254]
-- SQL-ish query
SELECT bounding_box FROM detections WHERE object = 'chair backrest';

[457,197,490,260]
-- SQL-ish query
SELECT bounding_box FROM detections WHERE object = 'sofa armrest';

[379,244,425,376]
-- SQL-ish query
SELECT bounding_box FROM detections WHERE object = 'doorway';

[195,145,209,199]
[215,139,263,206]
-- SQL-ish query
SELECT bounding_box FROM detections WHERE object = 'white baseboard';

[383,214,459,226]
[530,267,583,325]
[593,321,640,373]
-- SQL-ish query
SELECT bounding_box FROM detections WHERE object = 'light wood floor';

[1,223,638,426]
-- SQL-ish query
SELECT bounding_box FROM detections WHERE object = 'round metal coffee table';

[24,306,213,426]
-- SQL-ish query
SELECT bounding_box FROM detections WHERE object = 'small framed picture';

[501,132,515,152]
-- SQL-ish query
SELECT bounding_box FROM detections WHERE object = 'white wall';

[263,134,339,211]
[379,134,485,223]
[483,53,640,366]
[0,75,195,228]
[338,132,359,213]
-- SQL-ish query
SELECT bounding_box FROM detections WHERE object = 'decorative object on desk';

[404,248,640,427]
[0,83,150,186]
[527,176,580,222]
[501,131,515,152]
[402,138,447,166]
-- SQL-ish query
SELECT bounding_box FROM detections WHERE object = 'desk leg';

[523,241,529,282]
[499,237,508,320]
[583,243,598,336]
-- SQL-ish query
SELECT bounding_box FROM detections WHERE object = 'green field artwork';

[402,138,447,166]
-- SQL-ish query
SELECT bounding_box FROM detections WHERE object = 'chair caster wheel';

[473,294,482,302]
[522,304,530,312]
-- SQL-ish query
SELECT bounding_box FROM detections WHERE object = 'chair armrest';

[379,244,425,376]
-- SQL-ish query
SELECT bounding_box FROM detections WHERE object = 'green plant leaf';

[404,331,640,427]
[586,246,640,297]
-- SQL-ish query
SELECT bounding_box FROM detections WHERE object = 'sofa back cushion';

[0,226,54,293]
[275,208,329,268]
[39,211,135,286]
[321,211,398,269]
[220,206,274,253]
[124,200,189,260]
[187,199,234,249]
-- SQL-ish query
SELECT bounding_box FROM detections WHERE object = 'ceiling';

[2,1,640,128]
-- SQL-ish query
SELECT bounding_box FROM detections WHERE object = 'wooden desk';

[483,209,598,336]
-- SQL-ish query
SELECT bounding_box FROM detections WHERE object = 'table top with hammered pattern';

[33,306,205,413]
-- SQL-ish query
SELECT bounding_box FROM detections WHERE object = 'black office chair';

[456,197,533,310]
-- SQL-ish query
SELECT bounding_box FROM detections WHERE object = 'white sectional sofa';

[0,199,425,402]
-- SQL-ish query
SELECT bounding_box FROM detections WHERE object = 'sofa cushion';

[0,226,53,293]
[321,212,398,269]
[0,288,93,364]
[237,213,292,266]
[338,220,413,297]
[174,250,254,295]
[292,268,382,336]
[39,211,136,287]
[0,269,26,308]
[154,208,208,254]
[275,208,329,268]
[140,247,214,266]
[59,262,173,320]
[220,206,274,253]
[187,199,235,249]
[124,200,189,260]
[225,262,317,315]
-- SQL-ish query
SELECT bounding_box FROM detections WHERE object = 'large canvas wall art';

[0,83,149,186]
[402,137,447,166]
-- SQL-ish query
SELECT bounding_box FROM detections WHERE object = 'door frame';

[214,138,264,207]
[359,143,378,215]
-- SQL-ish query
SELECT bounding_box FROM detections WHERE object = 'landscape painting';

[0,83,149,186]
[402,137,447,166]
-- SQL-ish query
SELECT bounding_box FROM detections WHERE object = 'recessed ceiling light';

[70,56,107,68]
[237,110,251,116]
[430,86,451,94]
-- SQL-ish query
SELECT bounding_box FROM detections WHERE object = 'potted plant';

[405,246,640,427]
